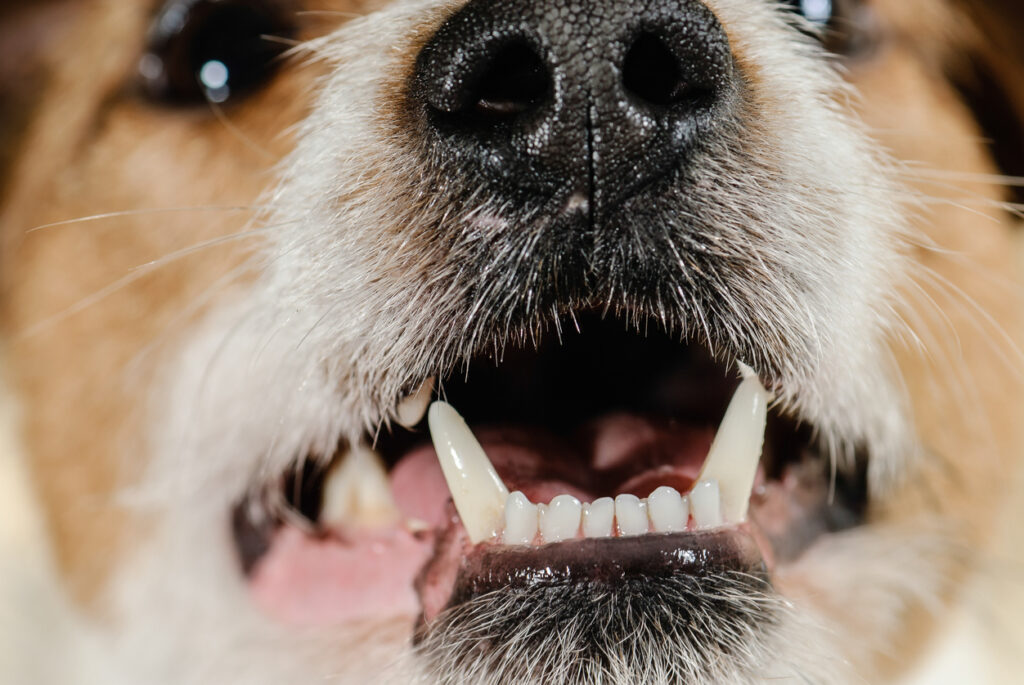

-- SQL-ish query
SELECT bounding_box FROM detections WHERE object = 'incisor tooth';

[396,377,435,428]
[427,401,509,543]
[320,444,399,530]
[503,492,538,545]
[648,486,688,533]
[691,479,723,529]
[539,494,582,542]
[583,497,614,538]
[615,494,648,536]
[696,364,770,523]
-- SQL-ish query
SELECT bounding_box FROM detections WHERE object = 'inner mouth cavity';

[425,362,768,546]
[235,315,868,626]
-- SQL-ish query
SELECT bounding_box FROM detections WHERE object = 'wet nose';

[412,0,737,216]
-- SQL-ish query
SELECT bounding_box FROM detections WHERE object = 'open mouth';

[233,314,868,641]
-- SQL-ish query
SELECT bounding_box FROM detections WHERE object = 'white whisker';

[26,206,267,233]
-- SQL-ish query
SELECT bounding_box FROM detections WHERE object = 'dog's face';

[2,0,1023,682]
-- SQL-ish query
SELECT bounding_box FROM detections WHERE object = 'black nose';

[412,0,737,217]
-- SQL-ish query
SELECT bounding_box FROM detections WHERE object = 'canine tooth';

[320,444,399,530]
[396,377,435,428]
[503,492,539,545]
[427,402,509,543]
[648,486,689,533]
[583,497,614,538]
[690,480,723,529]
[696,365,770,523]
[540,495,583,543]
[615,494,648,536]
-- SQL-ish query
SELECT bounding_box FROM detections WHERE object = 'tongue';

[250,414,716,627]
[389,413,715,527]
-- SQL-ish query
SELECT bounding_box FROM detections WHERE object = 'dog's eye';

[786,0,834,26]
[138,0,295,105]
[782,0,878,59]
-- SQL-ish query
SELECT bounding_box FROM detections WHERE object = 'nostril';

[468,41,550,118]
[623,32,705,107]
[415,0,736,209]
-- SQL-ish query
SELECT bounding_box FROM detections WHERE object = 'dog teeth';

[427,385,764,546]
[647,486,689,533]
[427,401,510,544]
[582,497,614,538]
[615,494,649,537]
[503,491,539,544]
[320,443,399,530]
[396,376,435,428]
[690,479,723,529]
[496,483,735,546]
[695,364,770,523]
[539,494,582,542]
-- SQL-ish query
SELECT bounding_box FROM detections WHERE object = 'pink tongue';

[248,414,714,627]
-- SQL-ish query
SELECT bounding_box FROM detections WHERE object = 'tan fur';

[0,0,341,603]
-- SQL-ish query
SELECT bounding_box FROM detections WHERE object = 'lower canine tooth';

[320,444,399,530]
[648,486,688,533]
[583,497,614,538]
[540,494,583,543]
[503,492,538,545]
[691,480,723,529]
[696,365,770,523]
[396,376,435,428]
[615,494,648,536]
[427,402,510,543]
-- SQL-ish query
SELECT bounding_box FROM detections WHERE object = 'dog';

[1,0,1023,682]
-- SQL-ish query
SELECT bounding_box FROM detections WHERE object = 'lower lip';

[422,525,767,625]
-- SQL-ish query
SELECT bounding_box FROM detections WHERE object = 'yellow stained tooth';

[396,376,435,428]
[428,401,510,543]
[320,444,399,530]
[696,365,771,523]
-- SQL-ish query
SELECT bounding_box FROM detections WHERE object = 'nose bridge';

[532,2,662,175]
[413,0,735,216]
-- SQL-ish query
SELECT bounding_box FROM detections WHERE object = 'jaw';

[120,284,917,684]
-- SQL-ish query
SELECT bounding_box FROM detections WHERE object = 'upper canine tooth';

[427,402,510,544]
[696,365,771,523]
[320,444,399,530]
[396,377,435,428]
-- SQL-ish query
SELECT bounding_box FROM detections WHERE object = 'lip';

[416,525,769,628]
[452,529,767,596]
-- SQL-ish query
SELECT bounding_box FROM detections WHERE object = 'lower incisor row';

[502,481,725,546]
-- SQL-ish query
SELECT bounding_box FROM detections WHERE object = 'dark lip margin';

[443,528,766,615]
